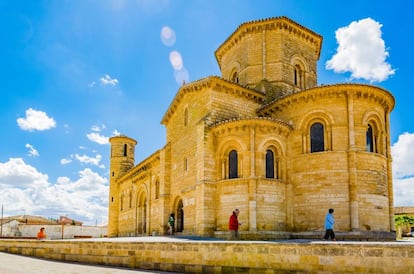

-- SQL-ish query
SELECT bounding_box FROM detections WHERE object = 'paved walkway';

[0,252,177,274]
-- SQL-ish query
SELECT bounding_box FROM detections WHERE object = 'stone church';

[108,16,395,239]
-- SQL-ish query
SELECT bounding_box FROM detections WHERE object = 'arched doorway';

[136,192,147,235]
[176,199,184,233]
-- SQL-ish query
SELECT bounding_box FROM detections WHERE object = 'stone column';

[248,126,257,231]
[385,112,394,231]
[347,93,359,231]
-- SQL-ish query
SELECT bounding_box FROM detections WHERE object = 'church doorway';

[136,192,147,235]
[175,199,184,233]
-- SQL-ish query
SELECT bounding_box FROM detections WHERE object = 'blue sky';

[1,0,413,226]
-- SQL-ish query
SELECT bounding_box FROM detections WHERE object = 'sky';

[0,0,413,226]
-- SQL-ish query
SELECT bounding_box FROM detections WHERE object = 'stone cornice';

[210,117,292,138]
[161,76,265,125]
[109,135,137,145]
[257,83,395,116]
[215,16,323,69]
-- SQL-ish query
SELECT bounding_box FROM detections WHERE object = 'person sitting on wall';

[37,227,47,240]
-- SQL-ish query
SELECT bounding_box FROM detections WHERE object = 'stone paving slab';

[0,252,177,274]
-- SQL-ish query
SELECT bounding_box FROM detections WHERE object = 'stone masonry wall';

[0,239,413,273]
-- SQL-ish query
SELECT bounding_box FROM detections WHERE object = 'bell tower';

[107,135,137,237]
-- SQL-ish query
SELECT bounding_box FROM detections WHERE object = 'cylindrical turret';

[107,135,137,237]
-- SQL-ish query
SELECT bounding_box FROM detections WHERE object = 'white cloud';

[392,132,414,178]
[0,158,109,225]
[88,81,96,87]
[100,74,118,86]
[392,132,414,207]
[393,177,414,207]
[17,108,56,131]
[0,158,49,189]
[160,26,176,47]
[112,129,121,136]
[91,124,106,132]
[75,153,104,169]
[60,158,72,165]
[25,143,39,157]
[87,132,109,145]
[326,18,395,82]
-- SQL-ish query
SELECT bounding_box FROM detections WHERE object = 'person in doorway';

[167,213,175,235]
[324,208,336,241]
[229,208,241,240]
[37,227,47,240]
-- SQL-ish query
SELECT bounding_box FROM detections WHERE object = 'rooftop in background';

[394,206,414,215]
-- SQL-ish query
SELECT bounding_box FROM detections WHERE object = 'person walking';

[228,208,241,240]
[324,208,336,241]
[167,213,175,235]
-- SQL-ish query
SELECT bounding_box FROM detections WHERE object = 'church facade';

[108,16,395,239]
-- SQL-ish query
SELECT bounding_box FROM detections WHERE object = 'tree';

[394,215,414,238]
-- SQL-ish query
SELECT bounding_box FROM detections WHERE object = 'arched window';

[184,108,188,126]
[266,149,275,178]
[123,144,127,156]
[366,124,375,152]
[294,67,298,86]
[120,195,124,211]
[294,64,305,89]
[129,192,132,208]
[229,150,238,179]
[310,122,324,153]
[230,71,239,83]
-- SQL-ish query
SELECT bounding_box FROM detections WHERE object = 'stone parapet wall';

[0,239,413,273]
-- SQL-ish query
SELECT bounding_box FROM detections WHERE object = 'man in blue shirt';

[324,208,336,241]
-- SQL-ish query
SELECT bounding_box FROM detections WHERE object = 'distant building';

[0,215,105,239]
[108,16,395,239]
[59,216,83,226]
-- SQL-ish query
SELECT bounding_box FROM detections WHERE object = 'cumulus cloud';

[25,143,39,157]
[0,158,49,189]
[17,108,56,131]
[100,74,119,86]
[87,132,109,145]
[75,153,104,168]
[160,26,176,46]
[392,132,414,206]
[326,18,395,82]
[0,158,108,224]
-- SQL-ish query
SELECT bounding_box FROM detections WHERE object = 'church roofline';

[116,148,162,184]
[161,76,265,125]
[215,16,323,69]
[258,83,395,115]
